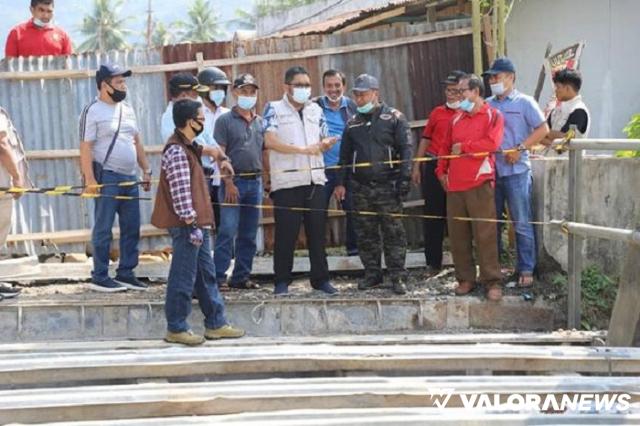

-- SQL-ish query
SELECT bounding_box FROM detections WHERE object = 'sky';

[0,0,254,56]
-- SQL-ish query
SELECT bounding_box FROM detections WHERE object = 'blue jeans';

[214,178,262,285]
[166,226,227,333]
[91,170,140,283]
[324,170,358,253]
[495,170,536,274]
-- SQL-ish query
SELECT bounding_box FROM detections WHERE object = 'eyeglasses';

[445,88,463,95]
[287,83,312,88]
[459,87,471,92]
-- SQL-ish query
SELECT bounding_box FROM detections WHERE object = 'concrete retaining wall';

[0,297,562,342]
[532,157,640,277]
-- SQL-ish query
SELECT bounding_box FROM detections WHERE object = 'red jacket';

[436,102,504,192]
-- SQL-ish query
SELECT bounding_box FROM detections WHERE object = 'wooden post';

[471,0,483,75]
[497,0,506,56]
[607,240,640,347]
[196,52,205,74]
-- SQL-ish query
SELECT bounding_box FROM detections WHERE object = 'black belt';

[235,171,262,180]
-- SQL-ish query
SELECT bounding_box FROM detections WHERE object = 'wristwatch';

[143,169,152,175]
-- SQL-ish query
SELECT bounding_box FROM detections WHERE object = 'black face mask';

[191,120,204,137]
[107,83,127,103]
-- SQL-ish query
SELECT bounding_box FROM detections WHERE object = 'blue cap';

[352,74,379,92]
[482,57,516,76]
[96,64,132,86]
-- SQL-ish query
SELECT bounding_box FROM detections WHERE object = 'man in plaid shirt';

[152,99,244,346]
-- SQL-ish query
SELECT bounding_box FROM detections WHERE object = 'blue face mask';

[292,87,311,104]
[209,90,225,107]
[357,102,375,114]
[237,96,257,111]
[459,98,475,113]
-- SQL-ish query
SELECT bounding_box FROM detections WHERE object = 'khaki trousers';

[447,182,502,286]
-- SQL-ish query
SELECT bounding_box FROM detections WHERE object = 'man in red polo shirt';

[5,0,72,58]
[436,73,505,301]
[412,70,465,278]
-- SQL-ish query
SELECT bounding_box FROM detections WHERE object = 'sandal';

[518,273,534,288]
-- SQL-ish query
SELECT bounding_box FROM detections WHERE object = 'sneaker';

[115,275,149,291]
[0,283,21,299]
[392,279,408,295]
[313,281,338,296]
[358,275,383,291]
[164,330,205,346]
[88,278,127,293]
[274,282,289,297]
[205,324,245,339]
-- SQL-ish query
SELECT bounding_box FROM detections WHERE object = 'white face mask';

[292,87,312,104]
[446,101,461,109]
[491,82,506,96]
[209,90,225,107]
[237,96,257,110]
[33,18,50,28]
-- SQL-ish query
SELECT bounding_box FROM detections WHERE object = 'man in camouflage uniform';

[334,74,413,295]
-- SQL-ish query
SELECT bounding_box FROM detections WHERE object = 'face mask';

[357,102,375,114]
[209,90,225,107]
[459,98,475,113]
[33,18,50,28]
[326,95,342,103]
[490,82,506,96]
[107,84,127,103]
[446,101,461,109]
[292,87,311,104]
[237,96,257,110]
[191,120,204,137]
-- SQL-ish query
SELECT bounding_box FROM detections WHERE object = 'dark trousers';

[420,161,447,269]
[271,184,329,287]
[324,169,358,253]
[209,184,221,229]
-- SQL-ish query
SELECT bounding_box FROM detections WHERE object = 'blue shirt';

[317,96,350,167]
[487,89,545,177]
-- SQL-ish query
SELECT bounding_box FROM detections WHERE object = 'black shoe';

[392,280,408,295]
[114,275,148,291]
[0,283,21,299]
[358,275,383,291]
[347,249,359,257]
[424,266,442,279]
[88,278,127,293]
[313,281,338,296]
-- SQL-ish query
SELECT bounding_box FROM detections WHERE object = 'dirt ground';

[10,265,562,304]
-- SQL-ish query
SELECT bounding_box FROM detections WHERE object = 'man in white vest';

[263,66,338,297]
[542,68,590,147]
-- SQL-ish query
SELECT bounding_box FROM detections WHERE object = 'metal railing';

[550,137,640,331]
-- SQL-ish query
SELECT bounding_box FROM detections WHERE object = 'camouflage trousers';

[351,180,408,280]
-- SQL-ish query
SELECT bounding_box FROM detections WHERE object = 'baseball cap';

[441,70,467,85]
[482,57,516,76]
[169,73,205,91]
[352,74,379,92]
[96,64,132,86]
[233,73,259,89]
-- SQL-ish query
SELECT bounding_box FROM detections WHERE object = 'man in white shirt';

[197,67,231,229]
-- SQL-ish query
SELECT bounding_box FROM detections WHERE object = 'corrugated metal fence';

[0,19,473,254]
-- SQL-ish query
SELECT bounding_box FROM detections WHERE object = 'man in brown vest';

[151,99,244,346]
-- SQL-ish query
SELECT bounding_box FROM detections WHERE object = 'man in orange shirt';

[5,0,72,58]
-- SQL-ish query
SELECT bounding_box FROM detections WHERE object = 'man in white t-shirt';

[79,64,152,293]
[0,107,30,300]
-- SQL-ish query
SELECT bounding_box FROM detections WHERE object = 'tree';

[255,0,319,17]
[226,8,257,31]
[179,0,223,43]
[151,21,185,47]
[77,0,133,53]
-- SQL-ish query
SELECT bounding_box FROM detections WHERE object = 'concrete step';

[1,376,638,424]
[0,295,562,341]
[2,342,640,387]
